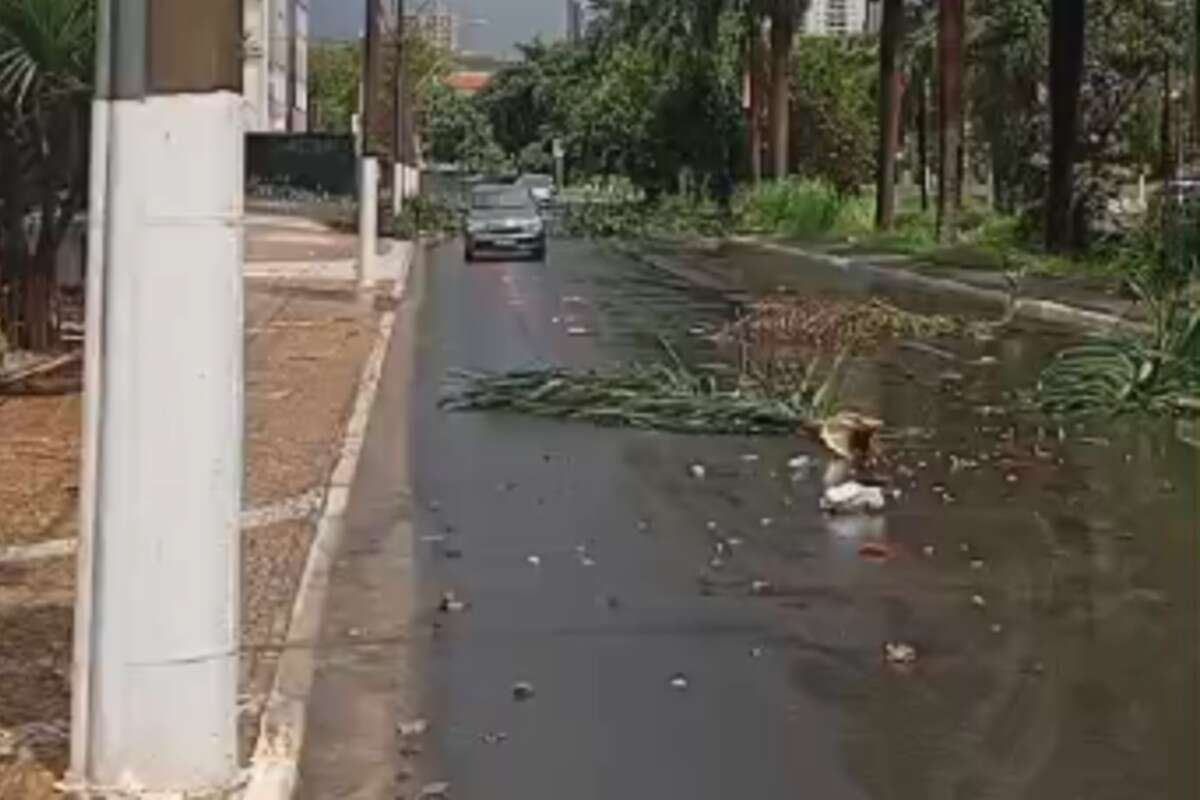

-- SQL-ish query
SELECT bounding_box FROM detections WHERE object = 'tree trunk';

[21,265,54,353]
[1046,0,1086,253]
[875,0,904,230]
[768,1,796,179]
[936,0,964,243]
[749,20,766,185]
[1194,0,1199,162]
[917,70,929,212]
[1161,58,1174,182]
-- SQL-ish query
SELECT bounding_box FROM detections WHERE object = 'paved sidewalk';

[0,218,389,797]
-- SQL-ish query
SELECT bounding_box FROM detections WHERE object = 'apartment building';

[404,7,459,53]
[801,0,880,36]
[244,0,310,132]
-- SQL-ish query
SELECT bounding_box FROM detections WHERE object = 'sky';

[310,0,566,55]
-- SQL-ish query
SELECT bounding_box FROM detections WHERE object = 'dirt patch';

[0,282,380,788]
[245,291,376,506]
[0,557,73,797]
[0,384,81,548]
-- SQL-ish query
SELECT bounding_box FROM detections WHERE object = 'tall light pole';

[70,0,244,794]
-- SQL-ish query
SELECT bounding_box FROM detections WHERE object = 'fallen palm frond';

[441,341,850,436]
[718,295,962,354]
[1038,278,1200,417]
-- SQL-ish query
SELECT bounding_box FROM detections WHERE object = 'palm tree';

[1045,0,1085,252]
[766,0,808,179]
[0,0,95,351]
[936,0,965,243]
[875,0,905,229]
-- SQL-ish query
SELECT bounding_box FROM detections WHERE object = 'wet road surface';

[302,237,1198,799]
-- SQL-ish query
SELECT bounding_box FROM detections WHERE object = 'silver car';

[464,185,547,262]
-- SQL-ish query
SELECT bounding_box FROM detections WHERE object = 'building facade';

[243,0,310,132]
[404,7,459,53]
[800,0,879,36]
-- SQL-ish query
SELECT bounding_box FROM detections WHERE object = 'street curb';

[732,236,1146,333]
[240,242,414,800]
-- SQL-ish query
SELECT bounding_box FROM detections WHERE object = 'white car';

[516,174,556,208]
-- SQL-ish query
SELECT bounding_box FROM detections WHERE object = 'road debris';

[741,453,761,463]
[857,541,893,562]
[481,731,510,745]
[438,592,469,613]
[884,642,918,665]
[527,555,542,567]
[717,296,962,354]
[750,579,773,595]
[668,673,690,691]
[689,463,708,479]
[750,646,767,658]
[971,594,987,609]
[819,412,883,463]
[512,682,536,701]
[397,719,429,737]
[787,454,814,471]
[820,482,887,514]
[418,781,452,799]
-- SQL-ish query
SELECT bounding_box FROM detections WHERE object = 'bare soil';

[0,281,379,793]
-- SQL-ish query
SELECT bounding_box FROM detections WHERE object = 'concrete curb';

[733,236,1146,333]
[240,242,414,800]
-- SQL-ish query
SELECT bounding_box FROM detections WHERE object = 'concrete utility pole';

[70,0,244,794]
[393,0,409,216]
[363,0,385,155]
[360,0,385,282]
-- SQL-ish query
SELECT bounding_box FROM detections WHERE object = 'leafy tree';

[0,0,94,351]
[790,36,877,195]
[424,82,510,175]
[309,41,360,133]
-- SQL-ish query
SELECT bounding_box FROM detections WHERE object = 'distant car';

[464,185,547,262]
[517,173,556,208]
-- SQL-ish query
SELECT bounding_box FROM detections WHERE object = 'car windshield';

[471,189,532,210]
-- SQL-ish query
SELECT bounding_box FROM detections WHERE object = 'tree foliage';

[0,0,94,351]
[309,41,360,133]
[790,36,877,195]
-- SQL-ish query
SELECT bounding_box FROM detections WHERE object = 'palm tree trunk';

[768,1,796,179]
[749,20,766,184]
[916,69,929,212]
[1194,0,1199,162]
[936,0,964,243]
[1161,58,1174,182]
[875,0,904,230]
[1046,0,1086,252]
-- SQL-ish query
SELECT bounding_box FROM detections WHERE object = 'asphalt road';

[299,237,1197,800]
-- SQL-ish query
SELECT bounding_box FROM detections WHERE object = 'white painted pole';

[398,160,412,217]
[360,156,380,286]
[71,2,242,794]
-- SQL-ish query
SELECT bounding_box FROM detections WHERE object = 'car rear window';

[471,189,532,210]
